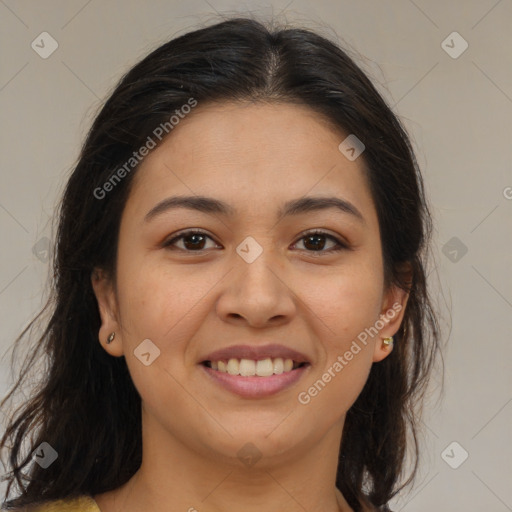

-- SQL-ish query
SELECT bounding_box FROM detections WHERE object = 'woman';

[0,16,441,512]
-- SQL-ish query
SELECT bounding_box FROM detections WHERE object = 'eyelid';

[163,228,218,248]
[291,229,349,255]
[296,228,349,248]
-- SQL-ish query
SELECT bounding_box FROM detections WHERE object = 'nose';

[215,248,296,328]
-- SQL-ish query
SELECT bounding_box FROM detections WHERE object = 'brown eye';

[163,229,347,254]
[293,230,347,254]
[163,230,218,251]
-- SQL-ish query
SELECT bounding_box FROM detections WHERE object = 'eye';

[163,229,348,254]
[292,230,347,254]
[163,229,218,252]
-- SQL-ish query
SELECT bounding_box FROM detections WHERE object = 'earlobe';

[373,336,395,363]
[91,268,124,357]
[372,281,410,363]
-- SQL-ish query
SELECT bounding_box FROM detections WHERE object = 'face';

[92,101,408,467]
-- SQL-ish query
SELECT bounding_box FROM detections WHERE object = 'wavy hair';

[0,16,442,511]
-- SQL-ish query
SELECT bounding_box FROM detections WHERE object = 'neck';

[95,408,355,512]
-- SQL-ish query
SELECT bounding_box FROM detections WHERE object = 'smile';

[200,359,311,398]
[202,357,308,377]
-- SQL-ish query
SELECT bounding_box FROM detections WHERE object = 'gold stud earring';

[382,336,393,349]
[106,332,116,344]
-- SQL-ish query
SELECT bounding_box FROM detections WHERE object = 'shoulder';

[2,495,100,512]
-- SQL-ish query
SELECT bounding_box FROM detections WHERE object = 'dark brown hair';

[0,16,442,511]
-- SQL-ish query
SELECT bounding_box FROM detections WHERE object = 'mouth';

[199,345,312,398]
[201,358,310,377]
[199,344,312,398]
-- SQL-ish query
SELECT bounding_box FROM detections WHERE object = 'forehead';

[133,100,355,179]
[126,101,376,226]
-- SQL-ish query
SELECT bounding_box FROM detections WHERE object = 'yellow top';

[2,495,100,512]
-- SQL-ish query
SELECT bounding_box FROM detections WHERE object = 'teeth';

[239,358,256,376]
[208,357,301,377]
[273,358,284,375]
[256,358,273,377]
[227,358,239,375]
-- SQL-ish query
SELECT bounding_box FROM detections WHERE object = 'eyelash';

[162,229,348,255]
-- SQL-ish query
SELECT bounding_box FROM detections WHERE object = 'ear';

[372,266,411,363]
[91,268,124,357]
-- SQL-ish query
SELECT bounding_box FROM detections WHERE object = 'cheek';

[116,254,211,340]
[114,256,225,394]
[298,351,373,431]
[297,272,380,419]
[295,260,382,408]
[301,260,384,340]
[114,259,209,430]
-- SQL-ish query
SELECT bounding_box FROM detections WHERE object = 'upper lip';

[200,344,311,364]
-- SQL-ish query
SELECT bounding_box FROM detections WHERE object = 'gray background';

[1,1,511,510]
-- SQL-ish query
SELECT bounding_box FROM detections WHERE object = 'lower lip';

[200,364,310,398]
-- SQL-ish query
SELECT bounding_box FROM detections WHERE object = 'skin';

[91,101,409,512]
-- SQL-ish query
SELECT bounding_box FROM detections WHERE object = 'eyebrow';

[144,195,366,224]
